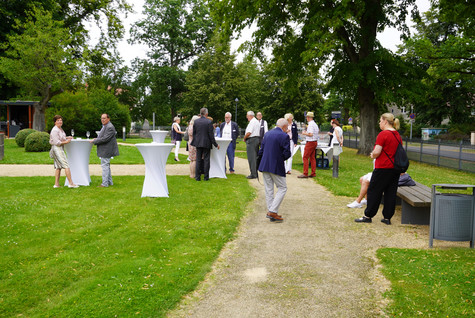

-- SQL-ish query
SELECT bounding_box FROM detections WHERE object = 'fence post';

[356,133,358,149]
[459,140,463,170]
[437,139,441,166]
[332,156,339,178]
[420,139,423,162]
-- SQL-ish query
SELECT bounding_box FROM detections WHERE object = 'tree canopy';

[0,9,82,131]
[211,0,421,154]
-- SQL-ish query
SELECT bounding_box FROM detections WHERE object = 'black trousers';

[364,169,400,220]
[195,147,210,180]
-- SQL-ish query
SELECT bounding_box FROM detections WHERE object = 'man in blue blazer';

[258,118,291,222]
[191,108,219,181]
[219,112,240,173]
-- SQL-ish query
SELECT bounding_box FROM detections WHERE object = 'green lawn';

[0,175,255,317]
[1,138,187,165]
[2,139,474,317]
[378,248,475,317]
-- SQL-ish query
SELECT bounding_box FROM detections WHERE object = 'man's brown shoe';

[266,212,283,222]
[297,174,308,178]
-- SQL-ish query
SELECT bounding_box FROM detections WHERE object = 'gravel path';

[0,149,462,317]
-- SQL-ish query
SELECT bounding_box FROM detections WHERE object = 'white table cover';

[209,138,232,179]
[64,139,93,186]
[297,143,333,162]
[136,143,174,197]
[150,130,169,143]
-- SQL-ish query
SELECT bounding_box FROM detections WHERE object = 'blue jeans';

[226,142,235,172]
[101,157,113,186]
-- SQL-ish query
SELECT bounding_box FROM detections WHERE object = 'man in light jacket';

[90,113,119,187]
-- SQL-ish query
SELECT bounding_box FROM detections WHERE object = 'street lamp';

[234,98,239,123]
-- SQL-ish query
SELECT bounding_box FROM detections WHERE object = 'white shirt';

[222,122,232,139]
[245,117,260,137]
[259,119,268,133]
[305,120,319,142]
[332,126,343,144]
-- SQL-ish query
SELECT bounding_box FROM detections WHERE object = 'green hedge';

[15,129,37,147]
[25,131,51,152]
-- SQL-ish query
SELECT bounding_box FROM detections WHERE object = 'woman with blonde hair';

[355,113,401,225]
[49,115,79,188]
[171,116,184,161]
[187,115,200,178]
[284,113,298,174]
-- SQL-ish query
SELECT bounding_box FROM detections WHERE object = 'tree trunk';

[357,85,379,155]
[32,101,46,132]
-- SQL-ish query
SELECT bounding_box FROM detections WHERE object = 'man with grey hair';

[219,112,239,173]
[243,110,260,179]
[90,113,119,187]
[258,118,291,222]
[256,112,268,145]
[191,108,219,181]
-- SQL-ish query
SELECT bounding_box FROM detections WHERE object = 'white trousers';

[174,141,180,159]
[285,140,294,173]
[262,172,287,213]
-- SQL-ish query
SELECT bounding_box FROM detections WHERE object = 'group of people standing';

[249,111,403,226]
[49,113,119,188]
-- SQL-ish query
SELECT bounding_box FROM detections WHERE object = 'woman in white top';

[171,117,184,161]
[49,115,78,188]
[331,119,343,157]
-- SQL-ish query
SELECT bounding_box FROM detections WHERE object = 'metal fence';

[343,132,475,173]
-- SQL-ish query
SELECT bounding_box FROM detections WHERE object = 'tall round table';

[150,130,169,143]
[209,138,232,179]
[64,139,93,186]
[136,143,175,197]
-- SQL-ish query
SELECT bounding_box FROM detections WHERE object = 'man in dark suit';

[219,112,239,173]
[191,108,219,181]
[90,113,119,187]
[258,118,291,222]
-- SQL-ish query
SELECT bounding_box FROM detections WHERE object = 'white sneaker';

[53,185,60,188]
[68,184,79,188]
[347,200,363,208]
[361,199,367,205]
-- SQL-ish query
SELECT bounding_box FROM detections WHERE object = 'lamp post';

[234,98,239,124]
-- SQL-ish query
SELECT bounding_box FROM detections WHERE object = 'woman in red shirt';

[355,113,402,225]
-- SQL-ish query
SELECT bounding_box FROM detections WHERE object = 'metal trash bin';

[429,184,475,248]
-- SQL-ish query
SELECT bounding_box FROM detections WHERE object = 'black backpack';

[382,131,409,173]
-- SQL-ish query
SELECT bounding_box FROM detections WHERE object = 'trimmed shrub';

[25,131,51,152]
[15,129,37,147]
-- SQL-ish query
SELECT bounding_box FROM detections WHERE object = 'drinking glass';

[86,131,90,139]
[71,129,75,138]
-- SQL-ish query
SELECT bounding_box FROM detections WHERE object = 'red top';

[374,130,402,169]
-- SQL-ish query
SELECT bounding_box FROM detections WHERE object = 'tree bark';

[32,102,46,132]
[357,85,379,155]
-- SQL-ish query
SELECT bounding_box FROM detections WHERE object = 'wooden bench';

[396,182,431,225]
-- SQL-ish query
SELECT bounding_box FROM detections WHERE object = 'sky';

[110,0,431,67]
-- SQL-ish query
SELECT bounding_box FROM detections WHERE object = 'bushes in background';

[25,131,50,152]
[15,129,37,147]
[46,89,131,138]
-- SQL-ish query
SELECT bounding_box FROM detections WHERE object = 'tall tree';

[182,36,240,122]
[212,0,419,154]
[400,0,474,127]
[0,9,82,131]
[130,0,215,122]
[0,0,131,100]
